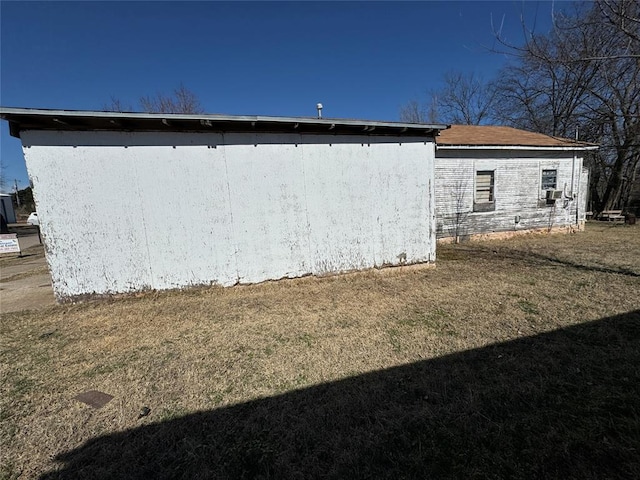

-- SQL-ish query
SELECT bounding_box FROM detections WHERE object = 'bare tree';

[493,1,640,213]
[399,97,438,123]
[103,84,204,114]
[447,178,469,243]
[399,71,497,125]
[438,71,498,125]
[399,100,427,123]
[597,0,640,53]
[140,84,204,114]
[102,96,133,113]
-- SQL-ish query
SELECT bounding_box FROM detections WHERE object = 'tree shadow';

[456,243,640,278]
[41,310,640,479]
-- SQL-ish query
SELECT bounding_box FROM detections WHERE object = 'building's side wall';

[435,149,585,240]
[21,130,435,299]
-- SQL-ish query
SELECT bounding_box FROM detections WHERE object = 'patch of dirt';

[0,244,56,313]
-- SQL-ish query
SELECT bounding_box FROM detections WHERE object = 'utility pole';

[14,179,21,206]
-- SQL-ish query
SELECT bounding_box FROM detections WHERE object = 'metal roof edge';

[0,107,449,137]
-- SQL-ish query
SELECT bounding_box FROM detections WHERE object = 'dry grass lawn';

[1,223,639,479]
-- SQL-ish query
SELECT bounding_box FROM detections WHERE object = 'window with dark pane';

[541,169,557,190]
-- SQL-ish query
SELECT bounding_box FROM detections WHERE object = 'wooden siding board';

[435,151,584,239]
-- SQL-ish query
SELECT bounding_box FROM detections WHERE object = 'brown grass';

[1,222,639,479]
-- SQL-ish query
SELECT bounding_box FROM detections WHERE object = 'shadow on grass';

[41,310,640,479]
[456,244,640,278]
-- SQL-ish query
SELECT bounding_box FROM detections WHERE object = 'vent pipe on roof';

[316,103,323,118]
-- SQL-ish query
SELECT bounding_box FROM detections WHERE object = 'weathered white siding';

[21,130,435,299]
[435,149,586,240]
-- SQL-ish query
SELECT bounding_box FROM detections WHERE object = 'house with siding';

[435,125,598,242]
[0,107,446,301]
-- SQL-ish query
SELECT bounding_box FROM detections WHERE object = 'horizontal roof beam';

[0,107,449,139]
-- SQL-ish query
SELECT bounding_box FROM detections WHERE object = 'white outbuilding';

[1,108,446,300]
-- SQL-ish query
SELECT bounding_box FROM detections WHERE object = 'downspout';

[571,128,578,197]
[574,151,580,227]
[571,127,578,226]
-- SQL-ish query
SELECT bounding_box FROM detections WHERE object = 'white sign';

[0,234,21,254]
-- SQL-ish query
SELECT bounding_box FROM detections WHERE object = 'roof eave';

[437,144,599,151]
[0,107,449,138]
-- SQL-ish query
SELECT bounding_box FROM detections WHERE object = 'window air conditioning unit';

[546,190,563,200]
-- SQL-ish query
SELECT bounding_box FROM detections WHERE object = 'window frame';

[473,170,495,212]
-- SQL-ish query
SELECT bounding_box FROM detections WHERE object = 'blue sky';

[1,1,561,190]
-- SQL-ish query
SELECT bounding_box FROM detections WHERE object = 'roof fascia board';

[437,144,598,151]
[0,107,449,135]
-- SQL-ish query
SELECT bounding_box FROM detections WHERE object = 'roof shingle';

[437,125,597,148]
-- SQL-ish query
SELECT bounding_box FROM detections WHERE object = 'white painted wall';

[21,130,436,299]
[435,149,587,239]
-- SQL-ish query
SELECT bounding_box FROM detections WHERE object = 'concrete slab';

[17,233,43,251]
